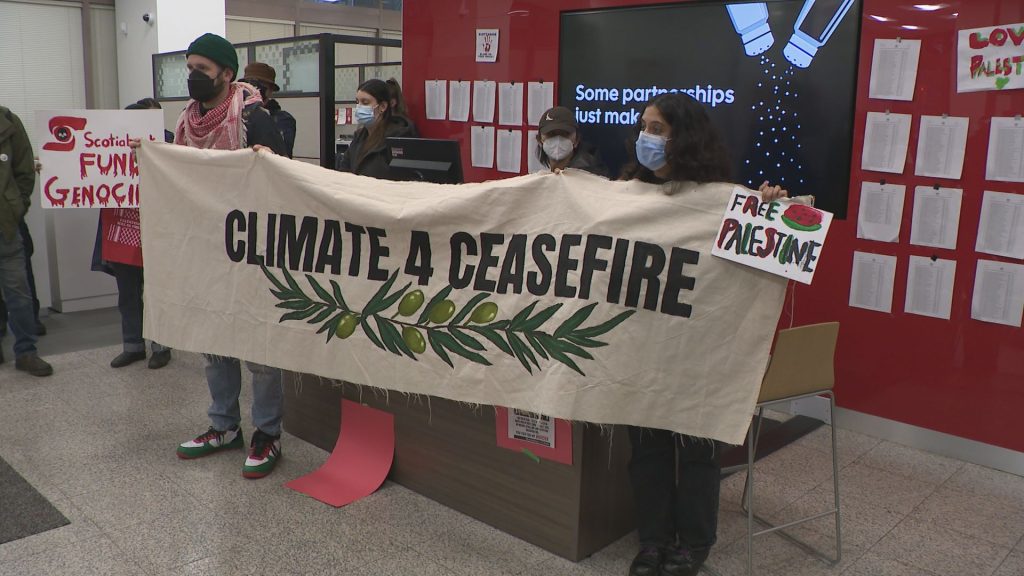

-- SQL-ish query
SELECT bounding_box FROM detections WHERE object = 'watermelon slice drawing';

[780,204,823,232]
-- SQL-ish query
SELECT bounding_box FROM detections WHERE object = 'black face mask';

[187,70,219,102]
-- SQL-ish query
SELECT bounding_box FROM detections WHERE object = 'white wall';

[226,16,292,44]
[115,0,159,107]
[155,0,225,52]
[116,0,225,107]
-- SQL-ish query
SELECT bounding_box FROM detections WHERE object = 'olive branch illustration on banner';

[261,264,635,376]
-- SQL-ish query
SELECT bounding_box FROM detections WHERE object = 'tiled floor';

[1,320,1023,575]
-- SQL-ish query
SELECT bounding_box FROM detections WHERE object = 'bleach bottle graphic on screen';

[783,0,856,68]
[726,3,775,57]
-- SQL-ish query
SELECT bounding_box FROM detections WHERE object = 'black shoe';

[110,351,146,368]
[15,353,53,377]
[660,547,708,576]
[148,350,171,369]
[629,547,663,576]
[0,347,4,364]
[35,321,46,336]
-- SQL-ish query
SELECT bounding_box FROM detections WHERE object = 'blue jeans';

[0,231,38,356]
[110,262,168,354]
[204,355,283,436]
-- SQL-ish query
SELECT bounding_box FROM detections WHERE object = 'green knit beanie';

[186,33,239,79]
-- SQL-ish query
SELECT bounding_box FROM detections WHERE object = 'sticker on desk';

[495,407,572,465]
[712,187,832,285]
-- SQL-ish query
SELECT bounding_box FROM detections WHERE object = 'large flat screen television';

[560,0,861,217]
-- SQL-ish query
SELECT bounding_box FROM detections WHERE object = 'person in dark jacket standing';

[95,98,173,370]
[334,78,416,179]
[0,106,53,376]
[163,33,287,480]
[620,93,787,576]
[241,62,297,159]
[535,106,608,177]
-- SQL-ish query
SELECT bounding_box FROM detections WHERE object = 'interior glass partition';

[153,33,401,168]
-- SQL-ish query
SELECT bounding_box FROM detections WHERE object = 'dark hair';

[125,97,161,110]
[385,78,409,117]
[356,78,395,165]
[620,93,731,184]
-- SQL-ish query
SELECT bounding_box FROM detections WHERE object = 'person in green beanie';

[173,32,283,151]
[169,33,287,480]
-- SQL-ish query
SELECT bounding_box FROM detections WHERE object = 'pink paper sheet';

[286,399,395,507]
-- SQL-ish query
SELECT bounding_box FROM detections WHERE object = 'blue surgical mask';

[354,104,376,126]
[636,131,668,172]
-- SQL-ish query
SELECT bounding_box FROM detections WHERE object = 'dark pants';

[628,426,723,551]
[0,221,41,336]
[110,262,167,354]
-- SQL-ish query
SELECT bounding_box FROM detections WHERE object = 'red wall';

[403,1,1024,452]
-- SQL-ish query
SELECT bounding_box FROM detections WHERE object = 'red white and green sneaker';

[242,429,282,479]
[176,426,244,459]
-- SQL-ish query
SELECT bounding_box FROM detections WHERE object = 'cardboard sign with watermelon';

[712,186,833,285]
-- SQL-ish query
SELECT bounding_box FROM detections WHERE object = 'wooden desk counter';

[283,372,636,561]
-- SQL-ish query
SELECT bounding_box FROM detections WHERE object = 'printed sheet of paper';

[496,129,523,173]
[986,117,1024,183]
[527,129,543,173]
[868,38,921,101]
[526,82,555,126]
[915,115,969,180]
[471,125,495,168]
[862,112,912,173]
[425,80,447,121]
[473,80,496,123]
[494,407,573,465]
[910,186,962,250]
[857,181,906,242]
[976,190,1024,260]
[448,80,471,122]
[498,82,524,126]
[850,251,898,313]
[905,256,956,320]
[971,260,1024,327]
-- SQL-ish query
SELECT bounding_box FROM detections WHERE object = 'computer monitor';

[386,137,464,184]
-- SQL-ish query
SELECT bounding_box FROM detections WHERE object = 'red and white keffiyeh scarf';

[174,82,263,150]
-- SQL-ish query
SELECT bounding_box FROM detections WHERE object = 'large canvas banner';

[139,144,788,445]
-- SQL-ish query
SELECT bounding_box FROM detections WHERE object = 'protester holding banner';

[169,33,287,479]
[620,93,787,576]
[535,106,608,177]
[0,105,53,376]
[334,78,417,179]
[93,98,173,370]
[240,62,297,159]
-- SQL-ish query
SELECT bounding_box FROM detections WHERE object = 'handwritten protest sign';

[958,22,1024,93]
[36,109,163,208]
[712,187,832,285]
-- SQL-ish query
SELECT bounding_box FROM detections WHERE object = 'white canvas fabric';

[139,143,788,445]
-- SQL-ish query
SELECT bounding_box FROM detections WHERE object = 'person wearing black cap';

[535,106,608,177]
[168,33,287,480]
[241,62,297,159]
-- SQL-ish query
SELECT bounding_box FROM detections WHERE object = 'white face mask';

[542,136,574,162]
